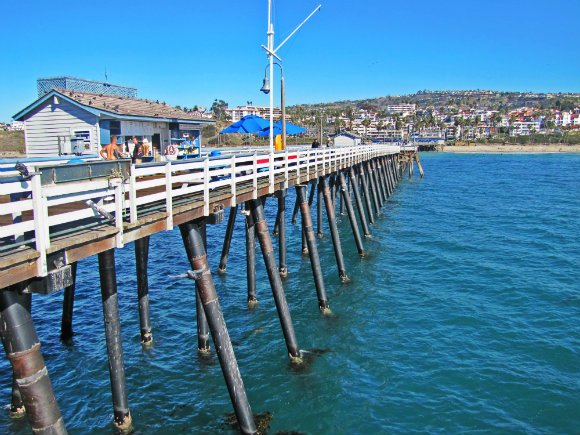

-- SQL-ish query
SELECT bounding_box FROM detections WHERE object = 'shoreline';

[440,144,580,154]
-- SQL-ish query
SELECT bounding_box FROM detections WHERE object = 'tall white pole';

[268,0,274,155]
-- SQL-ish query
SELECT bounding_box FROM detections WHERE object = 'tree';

[211,99,229,120]
[346,106,355,130]
[394,115,403,130]
[362,119,371,138]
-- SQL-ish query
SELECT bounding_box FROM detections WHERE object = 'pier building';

[13,89,213,158]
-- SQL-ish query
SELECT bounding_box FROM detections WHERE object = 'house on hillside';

[13,89,213,158]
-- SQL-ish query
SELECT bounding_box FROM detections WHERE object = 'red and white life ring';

[165,144,177,155]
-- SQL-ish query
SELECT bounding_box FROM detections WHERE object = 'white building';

[224,105,290,122]
[9,120,25,131]
[562,112,571,126]
[386,104,416,116]
[332,131,362,147]
[510,121,542,136]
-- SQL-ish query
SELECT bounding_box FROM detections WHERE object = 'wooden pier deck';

[0,145,398,290]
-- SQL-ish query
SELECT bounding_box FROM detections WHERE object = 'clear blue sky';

[1,0,579,121]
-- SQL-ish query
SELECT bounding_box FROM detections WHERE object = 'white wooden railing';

[0,145,399,278]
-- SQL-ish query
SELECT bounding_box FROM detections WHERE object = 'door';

[152,133,161,157]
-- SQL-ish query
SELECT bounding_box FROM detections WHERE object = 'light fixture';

[260,77,270,94]
[260,64,271,94]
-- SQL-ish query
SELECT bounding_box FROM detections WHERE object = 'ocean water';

[1,152,579,434]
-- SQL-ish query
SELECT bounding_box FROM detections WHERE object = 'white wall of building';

[334,134,361,147]
[23,97,98,157]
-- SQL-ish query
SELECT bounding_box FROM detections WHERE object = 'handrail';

[0,144,399,278]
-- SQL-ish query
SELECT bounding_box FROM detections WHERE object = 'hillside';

[0,130,25,156]
[289,90,580,113]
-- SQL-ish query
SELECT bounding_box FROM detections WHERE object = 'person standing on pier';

[311,138,320,149]
[131,136,144,164]
[100,135,121,160]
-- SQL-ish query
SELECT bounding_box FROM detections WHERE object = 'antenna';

[105,68,108,83]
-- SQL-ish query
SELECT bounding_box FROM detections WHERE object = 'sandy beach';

[441,144,580,153]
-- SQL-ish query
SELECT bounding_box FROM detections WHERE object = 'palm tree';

[346,107,355,130]
[362,119,371,138]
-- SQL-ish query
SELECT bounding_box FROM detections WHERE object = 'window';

[73,130,91,150]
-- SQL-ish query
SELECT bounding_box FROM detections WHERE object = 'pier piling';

[366,161,381,215]
[10,374,25,417]
[348,167,371,238]
[135,237,153,345]
[218,205,238,274]
[181,219,257,435]
[277,190,288,277]
[338,172,366,257]
[296,185,330,313]
[244,203,258,306]
[249,199,301,360]
[415,153,425,178]
[372,160,386,206]
[98,249,132,433]
[317,182,323,239]
[0,287,67,433]
[60,262,77,342]
[375,159,387,204]
[382,157,392,197]
[383,157,393,197]
[180,223,211,354]
[320,176,348,282]
[358,164,375,224]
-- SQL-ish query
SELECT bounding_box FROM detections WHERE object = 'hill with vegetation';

[288,90,580,114]
[0,130,25,156]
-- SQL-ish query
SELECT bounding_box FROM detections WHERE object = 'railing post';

[284,149,289,188]
[252,153,258,199]
[129,164,138,223]
[114,180,124,248]
[269,152,274,194]
[31,174,48,277]
[165,162,173,230]
[203,157,210,215]
[230,155,237,206]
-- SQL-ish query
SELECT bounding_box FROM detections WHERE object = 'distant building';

[332,131,362,147]
[224,105,290,122]
[562,112,571,126]
[510,121,542,136]
[9,120,24,131]
[13,89,213,158]
[386,104,416,116]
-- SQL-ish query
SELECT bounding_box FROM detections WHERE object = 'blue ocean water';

[1,152,579,434]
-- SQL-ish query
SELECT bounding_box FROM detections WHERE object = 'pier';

[0,144,415,434]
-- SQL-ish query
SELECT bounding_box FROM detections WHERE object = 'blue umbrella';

[220,115,269,134]
[258,121,307,136]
